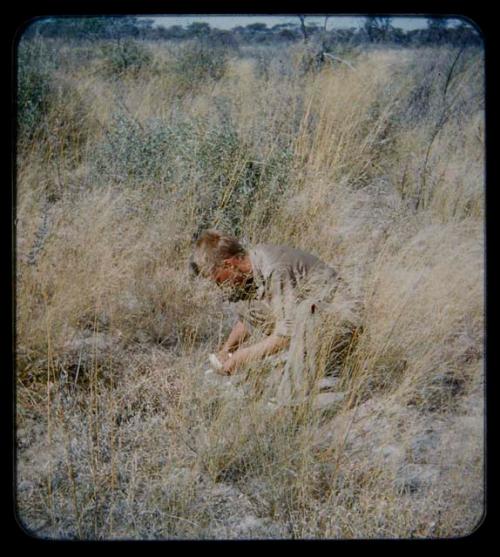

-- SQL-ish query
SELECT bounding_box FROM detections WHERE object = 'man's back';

[241,244,338,338]
[249,244,337,294]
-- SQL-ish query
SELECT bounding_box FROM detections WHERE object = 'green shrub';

[17,39,55,142]
[94,112,204,184]
[17,38,93,165]
[100,39,153,77]
[171,39,229,92]
[93,109,292,237]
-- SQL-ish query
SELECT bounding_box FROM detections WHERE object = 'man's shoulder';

[253,243,322,260]
[250,243,333,273]
[250,243,298,264]
[251,243,283,256]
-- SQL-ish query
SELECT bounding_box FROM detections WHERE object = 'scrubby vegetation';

[16,19,484,540]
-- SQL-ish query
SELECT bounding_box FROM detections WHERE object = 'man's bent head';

[190,230,252,287]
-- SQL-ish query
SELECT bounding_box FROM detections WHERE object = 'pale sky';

[145,15,466,31]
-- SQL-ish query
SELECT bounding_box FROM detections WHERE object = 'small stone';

[313,392,345,412]
[317,377,341,391]
[409,430,439,461]
[235,515,265,536]
[396,464,440,494]
[375,444,405,465]
[208,353,223,370]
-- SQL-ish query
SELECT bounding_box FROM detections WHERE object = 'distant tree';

[427,17,449,30]
[137,18,155,38]
[278,28,298,41]
[297,15,309,42]
[390,27,408,46]
[230,22,271,43]
[186,22,211,37]
[450,21,482,46]
[296,15,342,71]
[364,16,393,42]
[406,29,427,46]
[24,16,151,40]
[209,29,239,48]
[165,25,187,39]
[245,22,268,33]
[426,17,449,43]
[271,23,297,32]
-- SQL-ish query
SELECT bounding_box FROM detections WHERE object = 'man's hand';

[216,350,232,365]
[220,321,249,354]
[222,353,239,375]
[216,351,235,376]
[221,334,290,375]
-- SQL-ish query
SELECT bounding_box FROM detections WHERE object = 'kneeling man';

[189,230,340,376]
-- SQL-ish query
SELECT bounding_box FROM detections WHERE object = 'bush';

[94,112,227,186]
[171,39,229,92]
[93,108,292,238]
[100,39,153,77]
[17,39,55,142]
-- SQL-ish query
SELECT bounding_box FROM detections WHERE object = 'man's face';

[212,259,251,287]
[189,252,252,288]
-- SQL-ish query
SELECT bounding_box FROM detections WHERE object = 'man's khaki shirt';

[234,244,338,338]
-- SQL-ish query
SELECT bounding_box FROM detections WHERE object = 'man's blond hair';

[190,230,246,277]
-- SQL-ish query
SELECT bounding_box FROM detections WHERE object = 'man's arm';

[217,320,249,361]
[223,333,290,375]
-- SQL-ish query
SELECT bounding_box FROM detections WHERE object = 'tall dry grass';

[16,35,484,539]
